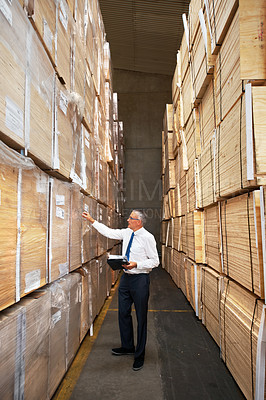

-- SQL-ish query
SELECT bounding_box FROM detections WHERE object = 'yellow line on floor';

[52,279,120,400]
[108,308,193,313]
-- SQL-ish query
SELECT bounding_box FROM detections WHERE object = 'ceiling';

[98,0,190,76]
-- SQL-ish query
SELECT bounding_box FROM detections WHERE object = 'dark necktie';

[125,232,134,261]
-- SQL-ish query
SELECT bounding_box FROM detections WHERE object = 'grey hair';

[132,210,146,225]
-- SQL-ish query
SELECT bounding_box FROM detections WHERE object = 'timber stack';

[0,0,125,398]
[161,0,266,399]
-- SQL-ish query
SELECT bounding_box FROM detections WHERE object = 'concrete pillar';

[113,69,172,249]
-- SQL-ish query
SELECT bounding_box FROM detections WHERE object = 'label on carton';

[5,97,23,138]
[56,195,65,205]
[59,90,68,115]
[59,0,68,31]
[43,18,53,53]
[52,310,62,325]
[56,206,65,219]
[0,0,12,25]
[36,175,47,194]
[59,262,68,276]
[24,270,41,293]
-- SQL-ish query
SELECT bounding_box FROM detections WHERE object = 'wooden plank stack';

[161,0,266,398]
[0,0,124,398]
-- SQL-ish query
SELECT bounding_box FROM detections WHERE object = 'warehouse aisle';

[54,267,245,400]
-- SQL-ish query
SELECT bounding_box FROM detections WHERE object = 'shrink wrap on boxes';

[87,258,99,322]
[47,280,68,398]
[77,265,93,343]
[97,203,108,256]
[56,0,73,88]
[24,0,57,64]
[95,148,108,204]
[84,65,95,134]
[48,177,71,282]
[82,125,96,197]
[54,78,84,182]
[0,290,51,400]
[71,0,86,98]
[70,184,83,271]
[96,254,108,315]
[0,0,27,150]
[0,141,48,311]
[82,195,98,263]
[26,27,54,169]
[64,273,82,369]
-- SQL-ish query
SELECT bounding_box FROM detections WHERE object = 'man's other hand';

[123,261,137,270]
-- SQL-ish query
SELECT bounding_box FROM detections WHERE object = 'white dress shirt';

[92,221,160,274]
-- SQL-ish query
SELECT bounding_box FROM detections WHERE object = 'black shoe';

[132,357,144,371]
[112,347,135,356]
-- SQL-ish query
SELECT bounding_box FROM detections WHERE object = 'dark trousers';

[118,273,150,360]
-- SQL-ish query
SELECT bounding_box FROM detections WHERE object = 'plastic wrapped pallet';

[71,0,86,98]
[26,25,54,169]
[54,77,84,181]
[84,0,95,78]
[95,147,108,204]
[47,280,68,398]
[87,259,99,322]
[220,277,264,400]
[48,177,71,282]
[0,0,27,150]
[82,195,98,263]
[0,141,49,311]
[24,0,57,65]
[56,0,73,88]
[82,125,96,197]
[96,255,107,317]
[107,166,116,210]
[63,273,82,369]
[70,184,83,271]
[97,203,108,256]
[76,266,93,343]
[84,65,95,134]
[0,290,51,400]
[201,266,220,345]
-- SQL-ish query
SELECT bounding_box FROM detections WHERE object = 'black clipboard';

[107,255,129,270]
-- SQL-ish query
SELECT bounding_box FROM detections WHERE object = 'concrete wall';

[113,69,172,249]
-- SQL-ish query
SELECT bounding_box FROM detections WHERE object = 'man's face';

[127,212,141,230]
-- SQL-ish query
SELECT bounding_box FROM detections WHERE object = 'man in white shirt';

[82,209,159,371]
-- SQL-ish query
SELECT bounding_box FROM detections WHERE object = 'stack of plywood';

[161,1,266,397]
[0,1,125,398]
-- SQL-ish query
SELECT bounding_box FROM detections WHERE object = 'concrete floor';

[59,267,245,400]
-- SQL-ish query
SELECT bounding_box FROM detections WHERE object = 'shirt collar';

[133,227,145,236]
